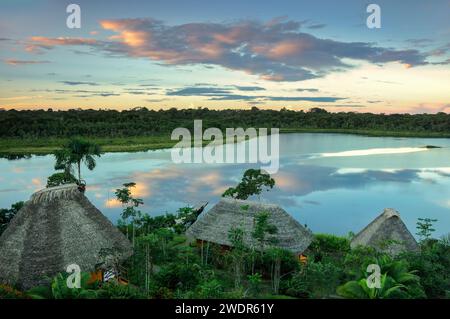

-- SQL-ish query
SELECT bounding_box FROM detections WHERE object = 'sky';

[0,0,449,113]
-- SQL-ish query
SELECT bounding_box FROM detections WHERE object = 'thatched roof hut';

[0,184,132,289]
[350,208,419,255]
[186,199,313,255]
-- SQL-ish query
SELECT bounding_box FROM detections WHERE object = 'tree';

[138,233,159,296]
[222,169,275,200]
[46,172,77,188]
[0,202,24,235]
[115,182,144,247]
[416,218,437,242]
[228,227,247,289]
[266,248,284,294]
[252,211,278,255]
[54,138,102,183]
[252,212,279,274]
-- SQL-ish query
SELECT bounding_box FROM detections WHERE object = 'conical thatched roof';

[350,208,419,255]
[0,184,132,289]
[186,199,313,254]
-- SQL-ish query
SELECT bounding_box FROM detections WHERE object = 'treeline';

[1,107,449,138]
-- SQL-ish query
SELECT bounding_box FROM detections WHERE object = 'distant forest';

[1,107,449,138]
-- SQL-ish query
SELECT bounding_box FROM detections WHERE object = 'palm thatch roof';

[0,184,132,289]
[186,199,313,254]
[350,208,419,255]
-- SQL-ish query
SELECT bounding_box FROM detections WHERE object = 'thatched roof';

[0,184,132,289]
[186,199,313,254]
[350,208,419,255]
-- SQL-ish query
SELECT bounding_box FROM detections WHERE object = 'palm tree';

[54,138,102,183]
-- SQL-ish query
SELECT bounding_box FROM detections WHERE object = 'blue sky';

[1,0,449,112]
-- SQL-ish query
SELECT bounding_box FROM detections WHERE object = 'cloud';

[60,81,99,86]
[37,88,120,98]
[307,23,326,29]
[4,59,50,66]
[167,87,231,96]
[234,85,265,91]
[296,88,319,92]
[267,96,346,102]
[209,94,264,101]
[27,18,431,82]
[166,85,346,102]
[405,38,433,47]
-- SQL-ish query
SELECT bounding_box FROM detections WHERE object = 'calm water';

[1,133,449,238]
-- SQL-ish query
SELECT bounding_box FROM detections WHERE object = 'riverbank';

[1,128,449,157]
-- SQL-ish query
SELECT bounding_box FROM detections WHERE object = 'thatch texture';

[0,184,132,289]
[350,208,419,255]
[186,199,312,254]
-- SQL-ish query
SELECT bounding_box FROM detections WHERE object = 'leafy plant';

[46,172,77,188]
[337,257,422,299]
[0,201,24,236]
[0,284,27,299]
[222,169,275,200]
[416,218,437,242]
[27,272,100,299]
[337,274,404,299]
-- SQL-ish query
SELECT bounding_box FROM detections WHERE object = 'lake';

[1,133,449,238]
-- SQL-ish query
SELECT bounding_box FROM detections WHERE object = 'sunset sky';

[1,0,449,113]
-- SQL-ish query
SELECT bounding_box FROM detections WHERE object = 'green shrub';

[401,238,450,298]
[154,262,202,292]
[285,261,342,298]
[308,234,350,262]
[0,284,28,299]
[96,282,146,299]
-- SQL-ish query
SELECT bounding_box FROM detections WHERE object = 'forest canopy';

[0,108,449,138]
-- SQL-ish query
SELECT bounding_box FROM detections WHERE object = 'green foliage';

[193,279,224,299]
[26,273,146,299]
[0,284,28,299]
[337,256,423,299]
[227,226,247,288]
[337,275,404,299]
[286,262,342,298]
[153,262,202,293]
[2,108,450,141]
[46,172,77,188]
[53,138,102,182]
[252,211,278,251]
[0,201,24,236]
[401,237,450,298]
[222,169,275,200]
[115,182,144,246]
[416,217,438,242]
[309,234,350,262]
[95,281,146,299]
[27,272,100,299]
[246,273,262,297]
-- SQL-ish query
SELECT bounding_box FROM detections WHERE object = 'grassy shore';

[0,128,449,156]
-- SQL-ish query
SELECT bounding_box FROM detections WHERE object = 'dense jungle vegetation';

[1,107,449,156]
[1,108,449,139]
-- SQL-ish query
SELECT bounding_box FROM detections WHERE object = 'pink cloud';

[26,18,431,81]
[4,58,50,66]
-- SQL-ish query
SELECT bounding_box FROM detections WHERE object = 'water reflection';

[0,133,449,237]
